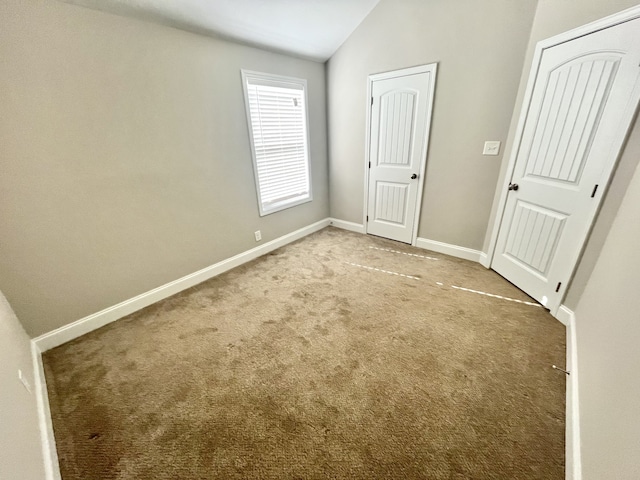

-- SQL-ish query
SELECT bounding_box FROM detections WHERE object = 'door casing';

[484,5,640,316]
[363,64,437,246]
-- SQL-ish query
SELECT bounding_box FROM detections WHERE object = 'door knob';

[411,173,418,179]
[508,183,519,191]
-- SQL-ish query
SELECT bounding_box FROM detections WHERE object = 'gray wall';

[573,153,640,479]
[0,290,46,480]
[0,0,329,337]
[327,0,537,250]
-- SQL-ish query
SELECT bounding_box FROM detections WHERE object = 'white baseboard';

[31,342,61,480]
[479,252,489,268]
[555,305,573,326]
[415,237,485,263]
[34,218,331,352]
[564,307,582,480]
[328,218,365,234]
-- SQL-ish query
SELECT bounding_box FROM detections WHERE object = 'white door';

[492,18,640,313]
[366,66,436,244]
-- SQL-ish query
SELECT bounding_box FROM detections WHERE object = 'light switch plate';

[483,141,501,156]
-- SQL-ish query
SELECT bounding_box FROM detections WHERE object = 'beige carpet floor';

[44,227,566,479]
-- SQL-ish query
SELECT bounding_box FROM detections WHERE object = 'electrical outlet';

[18,370,32,394]
[483,141,501,156]
[254,230,262,242]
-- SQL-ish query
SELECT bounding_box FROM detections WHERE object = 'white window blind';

[242,71,312,216]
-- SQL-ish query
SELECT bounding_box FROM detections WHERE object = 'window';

[241,70,312,216]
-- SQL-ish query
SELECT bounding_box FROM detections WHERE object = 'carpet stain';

[43,227,565,479]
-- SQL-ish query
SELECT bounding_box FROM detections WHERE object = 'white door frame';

[484,5,640,308]
[363,63,438,246]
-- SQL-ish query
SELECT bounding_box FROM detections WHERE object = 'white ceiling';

[60,0,381,62]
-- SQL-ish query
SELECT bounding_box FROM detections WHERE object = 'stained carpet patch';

[44,227,566,479]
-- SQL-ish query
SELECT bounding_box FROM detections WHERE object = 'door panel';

[492,17,640,312]
[503,201,567,278]
[378,91,416,166]
[367,69,435,244]
[524,55,621,183]
[374,182,409,225]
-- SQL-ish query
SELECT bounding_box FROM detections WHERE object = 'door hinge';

[369,161,371,168]
[591,184,599,198]
[366,215,369,222]
[371,97,374,106]
[555,282,562,293]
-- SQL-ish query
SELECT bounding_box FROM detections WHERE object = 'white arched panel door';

[366,65,436,244]
[492,17,640,313]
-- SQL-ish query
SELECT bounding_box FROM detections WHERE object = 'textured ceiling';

[59,0,381,61]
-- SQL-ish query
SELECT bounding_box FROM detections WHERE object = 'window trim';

[241,69,313,216]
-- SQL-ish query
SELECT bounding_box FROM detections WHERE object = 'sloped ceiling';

[59,0,382,62]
